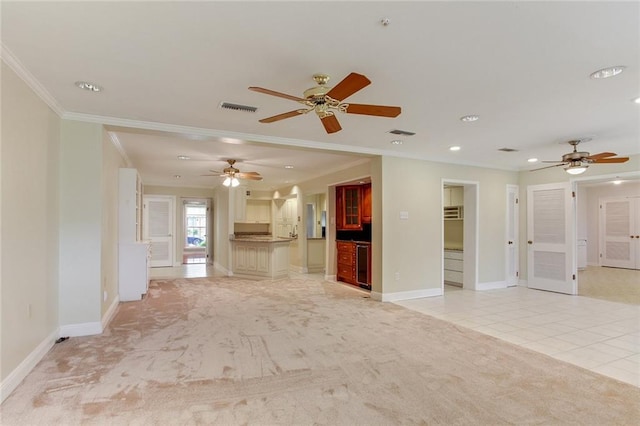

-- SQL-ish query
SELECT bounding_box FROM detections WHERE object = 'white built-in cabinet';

[444,186,464,220]
[118,168,150,302]
[275,198,297,237]
[246,199,271,223]
[444,250,464,286]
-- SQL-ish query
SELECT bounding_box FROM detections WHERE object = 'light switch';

[400,211,409,220]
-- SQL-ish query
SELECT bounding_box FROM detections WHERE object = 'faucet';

[289,225,298,239]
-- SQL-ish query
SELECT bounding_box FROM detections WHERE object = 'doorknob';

[528,240,533,245]
[508,241,513,245]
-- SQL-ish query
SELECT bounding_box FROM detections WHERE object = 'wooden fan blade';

[201,174,224,177]
[530,163,567,172]
[249,87,306,102]
[345,103,401,117]
[591,157,629,163]
[325,72,371,101]
[587,152,617,160]
[259,110,304,123]
[238,171,260,176]
[238,174,263,181]
[321,114,342,134]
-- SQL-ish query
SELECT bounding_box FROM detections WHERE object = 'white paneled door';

[600,198,640,270]
[144,195,175,267]
[506,185,519,287]
[527,183,576,294]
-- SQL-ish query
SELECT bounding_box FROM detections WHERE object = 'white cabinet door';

[527,183,576,294]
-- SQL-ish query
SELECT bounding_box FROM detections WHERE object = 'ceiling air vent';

[219,102,258,113]
[388,129,416,136]
[498,147,519,152]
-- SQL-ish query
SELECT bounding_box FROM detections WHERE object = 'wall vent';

[219,102,258,113]
[388,129,416,136]
[498,147,519,152]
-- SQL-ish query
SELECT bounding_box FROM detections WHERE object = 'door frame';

[506,185,520,287]
[182,197,212,265]
[441,179,479,291]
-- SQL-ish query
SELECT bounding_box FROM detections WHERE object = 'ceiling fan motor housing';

[562,151,590,163]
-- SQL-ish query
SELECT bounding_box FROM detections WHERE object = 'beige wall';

[1,63,60,383]
[101,130,128,316]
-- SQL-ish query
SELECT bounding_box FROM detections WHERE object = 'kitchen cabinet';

[234,186,248,222]
[337,241,371,289]
[119,168,143,242]
[245,199,271,223]
[119,242,151,301]
[362,183,372,224]
[336,185,362,230]
[444,186,464,207]
[444,250,463,286]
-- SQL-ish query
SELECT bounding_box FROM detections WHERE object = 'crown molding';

[107,131,133,168]
[1,43,65,116]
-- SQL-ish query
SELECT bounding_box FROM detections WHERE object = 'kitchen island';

[230,235,293,279]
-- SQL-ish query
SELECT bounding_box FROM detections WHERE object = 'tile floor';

[150,264,640,387]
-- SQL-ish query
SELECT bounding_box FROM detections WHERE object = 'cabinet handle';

[508,241,513,245]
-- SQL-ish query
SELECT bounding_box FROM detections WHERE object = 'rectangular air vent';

[388,129,416,136]
[219,102,258,113]
[498,147,519,152]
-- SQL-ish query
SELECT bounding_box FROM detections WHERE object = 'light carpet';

[578,266,640,305]
[2,276,639,425]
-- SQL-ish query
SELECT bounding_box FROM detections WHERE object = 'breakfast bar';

[230,235,293,279]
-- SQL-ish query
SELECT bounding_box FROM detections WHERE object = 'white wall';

[58,120,103,329]
[1,63,60,394]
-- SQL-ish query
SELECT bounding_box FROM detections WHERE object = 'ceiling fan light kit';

[249,72,401,134]
[202,159,263,187]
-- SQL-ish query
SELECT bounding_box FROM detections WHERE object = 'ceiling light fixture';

[174,175,181,179]
[177,155,190,160]
[634,97,640,104]
[564,161,588,175]
[528,158,539,163]
[613,179,623,185]
[390,140,403,145]
[284,165,294,169]
[590,66,625,79]
[222,177,240,187]
[75,81,102,92]
[460,115,479,122]
[449,146,461,151]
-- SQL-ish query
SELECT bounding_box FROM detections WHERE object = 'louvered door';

[143,196,174,267]
[600,198,639,269]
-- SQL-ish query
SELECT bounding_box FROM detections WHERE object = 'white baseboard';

[373,287,443,302]
[1,328,58,403]
[325,274,337,282]
[58,321,102,338]
[101,295,120,331]
[474,281,508,291]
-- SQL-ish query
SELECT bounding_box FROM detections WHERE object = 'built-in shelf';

[444,206,464,220]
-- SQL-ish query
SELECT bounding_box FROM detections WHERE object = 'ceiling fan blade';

[249,87,306,102]
[325,72,371,101]
[591,157,629,164]
[259,110,304,123]
[587,152,617,160]
[345,103,401,117]
[530,163,566,172]
[238,171,260,176]
[201,174,225,177]
[238,174,263,181]
[321,114,342,134]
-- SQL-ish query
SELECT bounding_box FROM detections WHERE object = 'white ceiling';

[2,1,639,190]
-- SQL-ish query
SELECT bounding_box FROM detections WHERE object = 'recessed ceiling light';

[590,66,625,79]
[633,97,640,104]
[449,146,461,151]
[174,175,181,179]
[75,81,102,92]
[177,155,190,160]
[284,165,294,169]
[390,140,403,145]
[613,180,623,185]
[528,158,539,163]
[460,115,479,122]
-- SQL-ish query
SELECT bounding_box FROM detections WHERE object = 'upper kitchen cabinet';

[362,183,372,224]
[336,185,363,230]
[444,186,464,207]
[245,199,271,223]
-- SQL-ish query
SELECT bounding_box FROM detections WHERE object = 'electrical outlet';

[27,303,32,318]
[103,291,108,302]
[395,272,400,281]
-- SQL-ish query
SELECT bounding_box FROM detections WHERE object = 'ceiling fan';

[202,159,263,187]
[531,140,629,175]
[249,72,401,134]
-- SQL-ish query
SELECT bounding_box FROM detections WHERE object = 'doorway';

[442,180,478,292]
[183,199,210,264]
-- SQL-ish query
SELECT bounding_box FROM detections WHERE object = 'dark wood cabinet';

[336,185,363,230]
[362,183,372,224]
[337,240,371,289]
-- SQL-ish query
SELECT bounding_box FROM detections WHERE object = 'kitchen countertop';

[231,235,294,243]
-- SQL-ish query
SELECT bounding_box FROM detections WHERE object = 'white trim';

[107,132,133,167]
[0,43,65,116]
[0,328,58,403]
[375,287,443,302]
[59,321,102,338]
[101,295,120,331]
[475,281,509,291]
[325,274,337,282]
[213,261,232,276]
